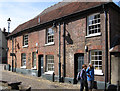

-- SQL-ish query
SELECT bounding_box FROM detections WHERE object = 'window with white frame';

[87,13,101,36]
[32,52,36,68]
[46,28,54,44]
[23,35,28,46]
[46,55,54,72]
[21,53,26,67]
[90,50,103,75]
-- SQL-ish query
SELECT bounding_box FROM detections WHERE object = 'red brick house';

[7,1,120,89]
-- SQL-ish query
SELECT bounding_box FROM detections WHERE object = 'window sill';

[44,71,54,75]
[94,70,104,76]
[22,45,28,48]
[85,33,101,38]
[31,67,37,70]
[21,66,26,69]
[45,42,55,46]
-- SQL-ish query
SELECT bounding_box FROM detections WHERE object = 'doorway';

[38,55,44,77]
[74,53,84,83]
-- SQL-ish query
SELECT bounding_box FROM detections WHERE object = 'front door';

[74,53,84,83]
[38,55,44,77]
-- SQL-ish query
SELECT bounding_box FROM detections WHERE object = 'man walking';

[79,64,88,91]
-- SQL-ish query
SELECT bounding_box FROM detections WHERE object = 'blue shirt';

[86,67,94,81]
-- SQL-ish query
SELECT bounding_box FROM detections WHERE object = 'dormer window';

[46,28,54,45]
[23,35,28,47]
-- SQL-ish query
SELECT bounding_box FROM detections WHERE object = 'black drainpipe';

[63,22,66,81]
[103,5,108,91]
[12,37,14,72]
[59,23,61,82]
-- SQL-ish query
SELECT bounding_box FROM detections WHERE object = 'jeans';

[88,80,94,89]
[80,79,88,91]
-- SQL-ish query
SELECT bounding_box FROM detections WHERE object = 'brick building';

[7,1,120,88]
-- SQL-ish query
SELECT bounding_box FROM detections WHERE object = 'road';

[1,70,80,90]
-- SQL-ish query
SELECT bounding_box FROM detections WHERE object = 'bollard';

[52,72,55,82]
[117,81,119,91]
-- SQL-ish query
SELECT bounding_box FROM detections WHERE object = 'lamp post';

[7,18,11,34]
[7,18,13,72]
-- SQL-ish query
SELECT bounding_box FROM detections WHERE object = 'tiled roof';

[9,2,107,37]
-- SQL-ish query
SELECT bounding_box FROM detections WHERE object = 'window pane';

[99,56,102,60]
[99,61,102,65]
[95,66,99,70]
[99,66,102,70]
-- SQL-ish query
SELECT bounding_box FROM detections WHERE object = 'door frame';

[38,55,44,77]
[74,53,84,83]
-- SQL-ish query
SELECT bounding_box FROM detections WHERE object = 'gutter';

[7,2,112,38]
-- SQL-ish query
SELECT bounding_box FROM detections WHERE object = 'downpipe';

[103,5,108,91]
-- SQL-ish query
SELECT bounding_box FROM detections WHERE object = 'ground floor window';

[90,50,103,75]
[46,55,54,72]
[21,53,26,67]
[32,52,36,69]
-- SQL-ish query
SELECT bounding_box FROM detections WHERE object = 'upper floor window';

[46,28,54,44]
[21,53,26,67]
[87,13,101,36]
[23,35,28,46]
[32,52,36,69]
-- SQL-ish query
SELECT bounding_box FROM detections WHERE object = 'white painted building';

[0,28,8,64]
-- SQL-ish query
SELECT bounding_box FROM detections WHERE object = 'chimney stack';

[3,28,6,32]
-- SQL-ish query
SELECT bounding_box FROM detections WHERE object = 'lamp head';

[7,18,11,23]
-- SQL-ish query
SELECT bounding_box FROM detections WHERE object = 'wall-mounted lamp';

[6,48,9,52]
[36,49,38,54]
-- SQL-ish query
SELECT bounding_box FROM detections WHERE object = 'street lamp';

[7,18,11,34]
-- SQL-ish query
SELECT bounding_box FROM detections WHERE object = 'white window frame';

[23,35,28,47]
[21,53,26,68]
[32,52,36,69]
[87,13,101,37]
[46,55,54,74]
[90,50,103,75]
[46,28,54,45]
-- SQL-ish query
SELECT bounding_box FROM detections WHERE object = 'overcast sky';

[0,0,119,32]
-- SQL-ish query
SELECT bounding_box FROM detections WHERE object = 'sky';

[0,0,119,32]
